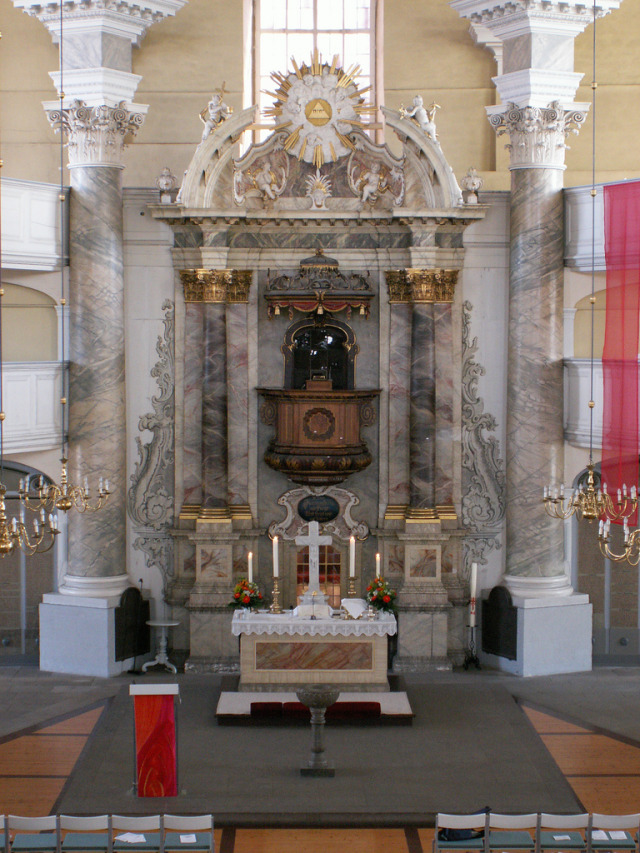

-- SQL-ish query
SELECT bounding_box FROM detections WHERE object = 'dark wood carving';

[258,385,380,485]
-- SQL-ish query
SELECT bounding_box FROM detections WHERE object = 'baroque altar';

[232,610,396,691]
[151,54,486,673]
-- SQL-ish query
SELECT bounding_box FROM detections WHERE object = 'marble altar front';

[232,611,397,692]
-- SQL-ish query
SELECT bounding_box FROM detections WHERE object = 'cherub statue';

[400,95,440,143]
[250,159,286,201]
[358,160,385,204]
[200,83,232,143]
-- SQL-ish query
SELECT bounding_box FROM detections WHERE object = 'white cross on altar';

[295,520,332,604]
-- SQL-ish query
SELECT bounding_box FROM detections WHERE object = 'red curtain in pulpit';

[602,182,640,515]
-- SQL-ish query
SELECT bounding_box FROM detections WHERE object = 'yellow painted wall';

[3,283,57,362]
[0,0,639,189]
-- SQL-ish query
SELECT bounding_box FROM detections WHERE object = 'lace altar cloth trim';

[231,611,397,637]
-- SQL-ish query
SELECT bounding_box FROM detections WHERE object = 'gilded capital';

[386,269,458,304]
[181,269,252,303]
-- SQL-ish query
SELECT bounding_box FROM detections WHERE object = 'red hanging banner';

[602,182,640,513]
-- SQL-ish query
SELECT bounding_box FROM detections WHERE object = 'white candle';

[469,561,477,628]
[247,551,253,583]
[375,552,381,576]
[349,536,355,578]
[272,535,279,578]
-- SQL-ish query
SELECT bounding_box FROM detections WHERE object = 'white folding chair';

[111,817,162,853]
[487,813,537,853]
[60,816,111,853]
[588,813,640,853]
[433,813,488,853]
[538,813,589,853]
[163,816,214,853]
[9,816,60,853]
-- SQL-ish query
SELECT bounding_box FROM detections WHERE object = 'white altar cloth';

[231,610,397,638]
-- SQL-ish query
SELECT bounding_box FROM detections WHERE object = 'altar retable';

[232,521,397,691]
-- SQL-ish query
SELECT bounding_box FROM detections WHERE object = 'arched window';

[296,545,342,608]
[252,0,380,134]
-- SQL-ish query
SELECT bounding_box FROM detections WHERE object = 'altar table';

[232,610,397,691]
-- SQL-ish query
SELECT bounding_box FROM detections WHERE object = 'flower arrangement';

[365,576,397,612]
[229,578,263,609]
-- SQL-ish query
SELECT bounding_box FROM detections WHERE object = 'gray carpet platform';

[54,674,581,827]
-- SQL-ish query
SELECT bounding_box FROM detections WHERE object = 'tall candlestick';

[375,552,381,576]
[469,561,477,627]
[272,535,279,578]
[349,536,355,578]
[248,551,253,583]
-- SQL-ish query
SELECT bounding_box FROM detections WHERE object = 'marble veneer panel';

[410,303,436,507]
[388,302,411,505]
[226,302,249,506]
[182,303,203,505]
[68,165,126,579]
[255,641,373,671]
[506,168,564,578]
[202,303,227,508]
[434,303,454,505]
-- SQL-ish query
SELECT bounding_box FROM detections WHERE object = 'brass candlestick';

[270,575,283,614]
[347,574,357,597]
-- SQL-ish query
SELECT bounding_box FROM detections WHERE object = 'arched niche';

[282,316,358,391]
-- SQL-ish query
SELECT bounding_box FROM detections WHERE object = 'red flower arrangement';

[365,576,397,612]
[229,578,263,609]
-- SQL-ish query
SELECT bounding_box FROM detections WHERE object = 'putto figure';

[400,95,440,143]
[200,84,232,142]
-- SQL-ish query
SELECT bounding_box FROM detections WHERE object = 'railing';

[3,361,62,453]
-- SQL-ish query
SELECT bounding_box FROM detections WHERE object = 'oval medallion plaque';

[298,495,340,523]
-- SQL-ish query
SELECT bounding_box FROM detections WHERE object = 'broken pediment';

[174,56,465,214]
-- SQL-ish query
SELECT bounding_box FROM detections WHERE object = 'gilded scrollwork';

[384,269,457,303]
[181,269,252,303]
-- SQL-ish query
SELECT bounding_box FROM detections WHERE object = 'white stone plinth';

[39,593,138,677]
[480,593,592,677]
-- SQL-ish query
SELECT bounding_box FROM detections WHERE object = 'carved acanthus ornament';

[460,300,506,572]
[127,300,176,589]
[45,100,146,167]
[488,102,588,169]
[385,269,458,304]
[180,269,253,303]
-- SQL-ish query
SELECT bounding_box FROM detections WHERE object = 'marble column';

[434,303,454,507]
[66,164,127,588]
[489,104,587,595]
[45,102,147,596]
[387,297,412,507]
[202,303,228,510]
[226,300,250,508]
[409,302,436,508]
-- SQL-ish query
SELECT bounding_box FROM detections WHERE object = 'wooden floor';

[1,698,640,853]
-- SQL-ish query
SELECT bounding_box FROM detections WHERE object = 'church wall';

[4,0,640,190]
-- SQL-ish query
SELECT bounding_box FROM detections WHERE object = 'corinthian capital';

[45,100,147,168]
[488,102,588,170]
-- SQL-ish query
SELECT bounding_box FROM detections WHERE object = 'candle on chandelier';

[375,552,380,576]
[469,561,477,628]
[247,551,253,583]
[272,535,279,578]
[349,536,355,578]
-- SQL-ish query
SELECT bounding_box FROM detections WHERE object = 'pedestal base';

[300,765,335,777]
[39,593,141,677]
[480,593,592,677]
[392,609,452,673]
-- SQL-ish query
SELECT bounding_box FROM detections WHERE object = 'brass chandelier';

[17,1,110,519]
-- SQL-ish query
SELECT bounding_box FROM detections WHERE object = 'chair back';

[437,814,489,831]
[9,817,59,832]
[112,818,162,834]
[590,815,640,832]
[162,818,213,833]
[540,815,589,831]
[489,814,537,830]
[60,817,110,832]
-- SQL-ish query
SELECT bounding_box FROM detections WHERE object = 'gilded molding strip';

[385,269,458,304]
[383,504,457,521]
[181,269,253,303]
